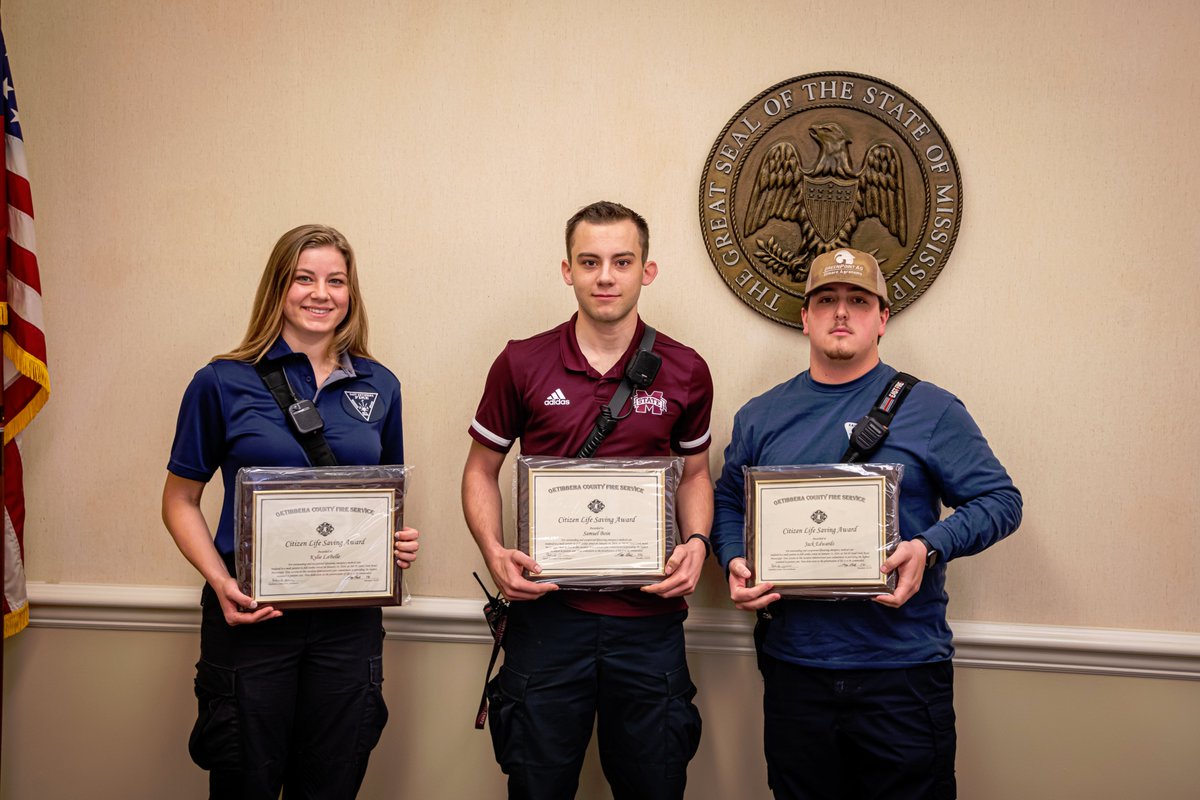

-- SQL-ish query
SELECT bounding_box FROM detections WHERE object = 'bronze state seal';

[699,73,962,327]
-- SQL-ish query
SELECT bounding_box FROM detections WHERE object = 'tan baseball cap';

[805,248,890,308]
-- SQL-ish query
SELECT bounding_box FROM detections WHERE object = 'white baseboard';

[23,582,1200,681]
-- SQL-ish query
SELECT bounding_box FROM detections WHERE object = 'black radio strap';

[471,573,510,730]
[840,371,920,463]
[255,361,339,467]
[574,325,657,459]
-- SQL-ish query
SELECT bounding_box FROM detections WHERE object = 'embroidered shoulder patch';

[343,390,382,422]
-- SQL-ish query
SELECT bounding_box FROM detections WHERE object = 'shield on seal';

[803,176,858,243]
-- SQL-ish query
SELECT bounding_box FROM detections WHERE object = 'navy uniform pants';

[189,577,388,799]
[486,597,702,800]
[761,655,957,800]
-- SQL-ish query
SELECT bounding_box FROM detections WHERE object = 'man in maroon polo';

[463,201,714,800]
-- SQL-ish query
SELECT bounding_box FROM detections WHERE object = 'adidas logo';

[544,389,570,406]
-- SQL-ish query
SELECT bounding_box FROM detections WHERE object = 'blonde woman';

[163,224,418,798]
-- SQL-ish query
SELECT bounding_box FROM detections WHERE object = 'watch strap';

[683,533,711,559]
[913,535,939,568]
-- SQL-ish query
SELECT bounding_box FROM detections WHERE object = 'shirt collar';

[804,360,890,393]
[263,335,297,362]
[559,312,647,378]
[328,351,357,382]
[261,335,365,378]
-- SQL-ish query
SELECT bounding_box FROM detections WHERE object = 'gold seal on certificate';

[745,463,903,598]
[516,456,684,589]
[234,465,409,608]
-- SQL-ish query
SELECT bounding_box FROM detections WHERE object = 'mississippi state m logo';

[632,390,667,415]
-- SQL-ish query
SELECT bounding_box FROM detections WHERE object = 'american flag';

[1,27,50,639]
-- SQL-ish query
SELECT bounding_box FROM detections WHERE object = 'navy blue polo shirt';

[168,337,404,555]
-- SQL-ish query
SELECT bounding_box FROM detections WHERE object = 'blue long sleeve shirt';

[712,362,1022,668]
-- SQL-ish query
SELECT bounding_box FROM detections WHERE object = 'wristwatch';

[913,536,939,568]
[683,533,712,559]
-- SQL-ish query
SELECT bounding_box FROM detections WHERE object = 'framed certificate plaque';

[234,465,409,609]
[744,463,903,599]
[516,456,683,590]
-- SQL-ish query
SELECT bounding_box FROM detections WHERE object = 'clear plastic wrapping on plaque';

[516,456,683,590]
[744,463,903,599]
[234,465,409,609]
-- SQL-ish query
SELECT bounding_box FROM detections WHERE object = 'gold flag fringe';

[4,603,29,638]
[2,331,51,443]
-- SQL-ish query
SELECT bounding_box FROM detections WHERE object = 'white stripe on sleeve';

[471,419,513,448]
[678,428,711,451]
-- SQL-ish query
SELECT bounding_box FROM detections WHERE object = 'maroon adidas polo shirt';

[469,314,713,616]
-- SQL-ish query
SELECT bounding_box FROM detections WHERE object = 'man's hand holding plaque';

[516,456,684,589]
[743,463,903,599]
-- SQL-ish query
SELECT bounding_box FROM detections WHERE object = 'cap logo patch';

[824,256,866,279]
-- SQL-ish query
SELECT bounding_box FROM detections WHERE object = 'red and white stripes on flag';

[1,28,50,638]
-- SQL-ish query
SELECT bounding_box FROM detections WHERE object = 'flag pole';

[1,0,10,777]
[1,399,6,780]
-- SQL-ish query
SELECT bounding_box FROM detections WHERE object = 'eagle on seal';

[742,121,907,282]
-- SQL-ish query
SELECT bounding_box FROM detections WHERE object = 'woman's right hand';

[164,473,283,626]
[212,575,281,626]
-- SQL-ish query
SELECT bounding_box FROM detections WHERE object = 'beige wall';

[5,628,1200,799]
[2,0,1200,797]
[6,0,1198,632]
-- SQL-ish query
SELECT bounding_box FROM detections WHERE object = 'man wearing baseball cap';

[712,248,1022,799]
